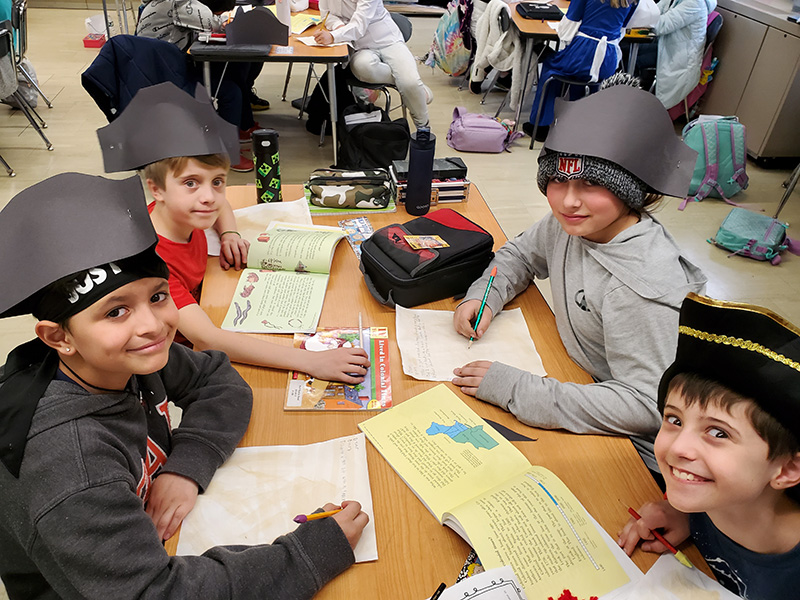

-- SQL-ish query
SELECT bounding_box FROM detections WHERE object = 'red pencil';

[628,507,693,568]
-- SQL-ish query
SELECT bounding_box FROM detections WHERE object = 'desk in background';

[189,15,348,164]
[167,184,709,598]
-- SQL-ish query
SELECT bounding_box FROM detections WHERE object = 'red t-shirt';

[148,203,207,310]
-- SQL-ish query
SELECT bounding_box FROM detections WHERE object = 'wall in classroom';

[702,0,800,159]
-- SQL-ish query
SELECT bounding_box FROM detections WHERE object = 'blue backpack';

[680,116,749,210]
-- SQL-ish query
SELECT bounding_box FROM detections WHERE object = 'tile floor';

[0,9,798,595]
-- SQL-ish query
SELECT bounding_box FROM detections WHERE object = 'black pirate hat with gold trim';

[659,293,800,441]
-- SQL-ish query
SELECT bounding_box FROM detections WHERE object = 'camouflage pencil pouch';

[305,168,395,210]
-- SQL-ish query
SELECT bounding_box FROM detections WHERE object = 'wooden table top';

[166,184,709,596]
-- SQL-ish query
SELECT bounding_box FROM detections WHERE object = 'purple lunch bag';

[446,106,522,153]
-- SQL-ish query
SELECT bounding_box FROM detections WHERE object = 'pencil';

[429,582,446,600]
[627,507,693,569]
[320,11,329,29]
[359,311,365,350]
[468,266,497,349]
[293,508,343,523]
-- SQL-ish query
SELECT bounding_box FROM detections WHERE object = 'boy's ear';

[146,178,165,202]
[35,320,74,356]
[771,453,800,491]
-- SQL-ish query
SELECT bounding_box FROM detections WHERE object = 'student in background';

[522,0,636,141]
[97,83,370,384]
[0,173,368,599]
[618,293,800,599]
[136,0,269,172]
[452,81,706,476]
[313,0,433,129]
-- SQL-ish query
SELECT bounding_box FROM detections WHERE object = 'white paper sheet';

[296,35,348,46]
[599,554,742,600]
[395,306,547,381]
[176,433,377,562]
[432,566,529,600]
[205,197,312,255]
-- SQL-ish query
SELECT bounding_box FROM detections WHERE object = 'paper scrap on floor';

[206,197,312,255]
[176,433,377,563]
[598,553,741,599]
[395,306,546,381]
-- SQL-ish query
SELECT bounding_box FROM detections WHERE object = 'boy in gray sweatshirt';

[0,174,367,600]
[453,83,707,473]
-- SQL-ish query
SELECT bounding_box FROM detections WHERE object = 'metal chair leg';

[14,91,53,150]
[480,69,500,105]
[18,63,51,108]
[0,152,15,176]
[775,161,800,219]
[282,63,293,101]
[299,63,316,119]
[529,77,555,150]
[16,90,46,128]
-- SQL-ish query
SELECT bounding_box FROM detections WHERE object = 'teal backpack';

[680,116,749,210]
[709,207,799,265]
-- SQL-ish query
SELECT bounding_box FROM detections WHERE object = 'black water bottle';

[252,128,282,202]
[405,127,436,216]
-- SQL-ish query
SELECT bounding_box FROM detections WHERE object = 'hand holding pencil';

[294,501,369,551]
[617,500,692,566]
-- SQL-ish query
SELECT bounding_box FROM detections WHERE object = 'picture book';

[285,326,392,411]
[359,385,642,599]
[175,433,378,563]
[221,222,345,334]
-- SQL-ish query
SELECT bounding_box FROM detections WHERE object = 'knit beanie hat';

[537,151,649,210]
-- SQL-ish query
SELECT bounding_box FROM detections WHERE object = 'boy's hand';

[145,473,200,541]
[329,501,369,550]
[453,300,494,341]
[306,347,370,384]
[617,500,690,556]
[219,232,250,271]
[452,360,493,397]
[313,29,334,45]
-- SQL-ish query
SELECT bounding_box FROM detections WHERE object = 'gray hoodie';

[465,213,707,471]
[0,344,355,599]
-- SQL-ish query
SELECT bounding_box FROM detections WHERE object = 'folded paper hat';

[0,173,158,319]
[539,85,698,200]
[659,293,800,441]
[97,82,239,172]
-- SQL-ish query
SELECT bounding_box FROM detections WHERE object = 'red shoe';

[239,123,262,143]
[230,153,254,172]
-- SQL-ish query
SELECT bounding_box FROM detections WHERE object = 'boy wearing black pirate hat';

[0,173,367,599]
[453,82,707,477]
[97,82,371,385]
[619,292,800,599]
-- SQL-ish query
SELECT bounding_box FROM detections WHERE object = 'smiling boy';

[0,173,368,600]
[618,293,800,599]
[452,82,706,475]
[97,83,371,383]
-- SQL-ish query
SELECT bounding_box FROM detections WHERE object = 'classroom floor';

[0,10,798,594]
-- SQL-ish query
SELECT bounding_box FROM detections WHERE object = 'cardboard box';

[83,33,106,48]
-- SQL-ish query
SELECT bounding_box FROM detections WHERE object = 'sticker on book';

[404,235,449,249]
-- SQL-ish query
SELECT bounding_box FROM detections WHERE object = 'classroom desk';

[510,1,654,131]
[189,14,348,164]
[167,184,709,597]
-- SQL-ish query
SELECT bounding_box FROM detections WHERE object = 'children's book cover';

[284,327,392,411]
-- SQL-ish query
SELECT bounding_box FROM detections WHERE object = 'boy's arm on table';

[617,500,691,556]
[213,200,250,270]
[179,303,370,383]
[31,480,355,600]
[467,285,666,438]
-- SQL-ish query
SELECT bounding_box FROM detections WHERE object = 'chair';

[528,74,593,149]
[81,35,199,122]
[11,0,52,108]
[345,12,413,120]
[0,19,53,156]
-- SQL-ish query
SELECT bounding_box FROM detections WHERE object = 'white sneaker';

[423,84,433,105]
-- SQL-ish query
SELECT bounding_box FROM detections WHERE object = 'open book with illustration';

[359,385,642,599]
[221,222,345,333]
[285,326,392,411]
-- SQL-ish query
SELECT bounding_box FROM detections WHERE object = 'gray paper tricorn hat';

[97,82,239,173]
[0,173,158,319]
[539,86,698,199]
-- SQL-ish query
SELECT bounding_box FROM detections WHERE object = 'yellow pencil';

[293,508,342,523]
[320,11,329,30]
